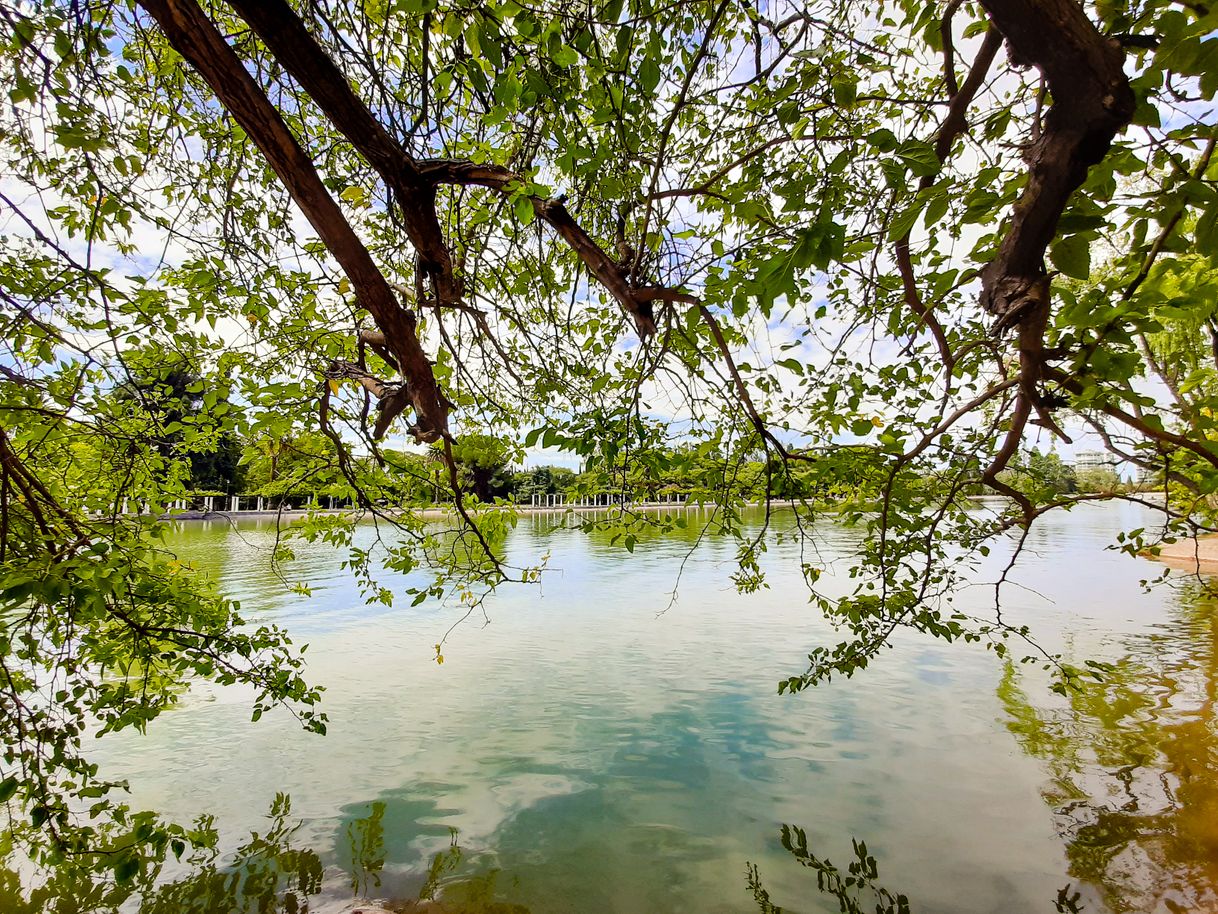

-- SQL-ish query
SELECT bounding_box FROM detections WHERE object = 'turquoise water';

[92,503,1218,913]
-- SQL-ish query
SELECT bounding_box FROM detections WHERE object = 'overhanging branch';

[137,0,450,443]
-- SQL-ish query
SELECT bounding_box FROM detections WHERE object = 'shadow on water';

[998,581,1218,913]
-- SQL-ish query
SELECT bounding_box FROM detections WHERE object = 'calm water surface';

[94,503,1218,913]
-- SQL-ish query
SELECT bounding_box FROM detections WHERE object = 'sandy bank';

[1149,535,1218,572]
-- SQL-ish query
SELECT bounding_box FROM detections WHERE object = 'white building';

[1074,450,1116,470]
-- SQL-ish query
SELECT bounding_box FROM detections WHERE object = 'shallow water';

[92,502,1218,913]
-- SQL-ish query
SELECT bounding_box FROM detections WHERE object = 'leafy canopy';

[1,0,1217,895]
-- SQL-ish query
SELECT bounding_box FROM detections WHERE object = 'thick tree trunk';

[977,0,1135,325]
[973,0,1136,508]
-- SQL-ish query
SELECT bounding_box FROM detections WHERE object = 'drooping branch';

[136,0,449,443]
[697,303,770,440]
[1046,367,1218,469]
[893,26,1003,372]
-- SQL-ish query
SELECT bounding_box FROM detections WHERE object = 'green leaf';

[640,58,662,94]
[895,140,940,178]
[831,75,857,107]
[1050,234,1092,280]
[888,196,926,242]
[550,44,579,67]
[114,855,139,883]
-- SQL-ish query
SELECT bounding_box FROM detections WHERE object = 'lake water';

[91,502,1218,913]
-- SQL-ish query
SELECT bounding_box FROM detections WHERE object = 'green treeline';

[132,355,1131,507]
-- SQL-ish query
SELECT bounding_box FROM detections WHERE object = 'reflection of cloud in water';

[318,688,786,913]
[85,504,1175,913]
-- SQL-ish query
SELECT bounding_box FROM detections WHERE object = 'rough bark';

[972,0,1136,510]
[977,0,1135,325]
[137,0,449,442]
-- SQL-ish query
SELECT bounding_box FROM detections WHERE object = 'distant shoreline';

[158,500,802,522]
[153,493,1149,523]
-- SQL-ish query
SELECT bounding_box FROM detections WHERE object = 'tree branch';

[226,0,669,339]
[224,0,459,302]
[137,0,449,442]
[977,0,1135,325]
[893,26,1003,371]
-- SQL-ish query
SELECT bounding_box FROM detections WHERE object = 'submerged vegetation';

[2,0,1218,906]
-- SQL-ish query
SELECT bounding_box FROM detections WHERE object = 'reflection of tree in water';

[747,826,1086,914]
[0,793,323,914]
[417,843,529,914]
[0,792,534,914]
[201,805,527,913]
[746,828,911,914]
[141,793,323,914]
[344,801,387,897]
[999,583,1218,913]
